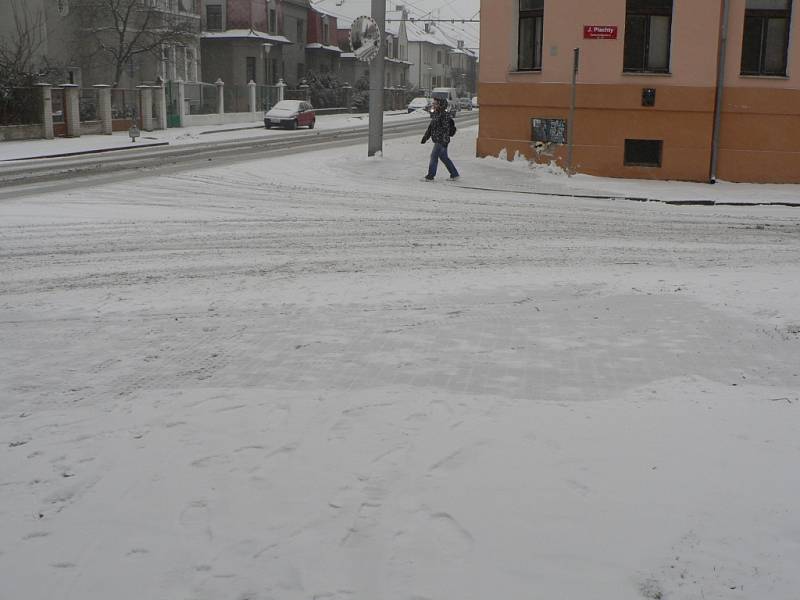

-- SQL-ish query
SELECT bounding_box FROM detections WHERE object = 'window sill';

[739,74,789,79]
[622,71,672,77]
[509,69,542,75]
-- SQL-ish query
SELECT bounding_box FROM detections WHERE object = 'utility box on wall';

[642,88,656,107]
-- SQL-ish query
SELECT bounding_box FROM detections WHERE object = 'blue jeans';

[427,143,459,179]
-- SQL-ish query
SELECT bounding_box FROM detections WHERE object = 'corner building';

[478,0,800,183]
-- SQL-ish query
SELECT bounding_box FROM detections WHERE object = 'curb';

[452,184,800,208]
[2,141,170,162]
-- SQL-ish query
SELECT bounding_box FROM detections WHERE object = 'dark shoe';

[424,175,434,181]
[448,175,460,181]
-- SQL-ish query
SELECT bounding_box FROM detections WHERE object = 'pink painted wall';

[480,0,799,89]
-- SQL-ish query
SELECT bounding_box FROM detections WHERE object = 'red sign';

[584,25,618,39]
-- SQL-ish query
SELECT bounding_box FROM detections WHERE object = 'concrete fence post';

[177,80,186,127]
[93,84,112,135]
[156,84,167,130]
[137,85,153,131]
[62,83,81,138]
[215,78,224,115]
[343,85,353,111]
[36,83,54,139]
[277,79,286,102]
[248,80,257,114]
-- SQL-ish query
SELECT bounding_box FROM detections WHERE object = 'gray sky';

[310,0,481,51]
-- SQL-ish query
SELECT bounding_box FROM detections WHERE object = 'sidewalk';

[464,152,800,207]
[0,110,422,162]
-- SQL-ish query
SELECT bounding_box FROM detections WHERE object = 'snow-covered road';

[2,128,799,600]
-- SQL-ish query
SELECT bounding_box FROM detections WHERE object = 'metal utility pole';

[710,0,731,184]
[368,0,386,156]
[367,0,386,156]
[566,47,580,177]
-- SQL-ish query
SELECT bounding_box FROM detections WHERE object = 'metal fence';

[111,88,140,121]
[184,82,219,115]
[79,88,98,121]
[284,88,311,102]
[51,88,65,124]
[310,87,350,109]
[256,84,280,111]
[0,87,43,126]
[223,84,249,113]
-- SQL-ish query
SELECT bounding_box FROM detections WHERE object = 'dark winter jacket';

[421,109,452,146]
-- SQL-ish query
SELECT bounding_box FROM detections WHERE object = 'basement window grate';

[624,139,663,167]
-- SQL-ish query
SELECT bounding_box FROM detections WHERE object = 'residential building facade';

[305,6,341,77]
[0,0,202,87]
[407,19,478,95]
[200,0,291,87]
[478,0,799,183]
[277,0,312,86]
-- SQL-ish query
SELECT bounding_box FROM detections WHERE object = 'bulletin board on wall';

[531,118,567,145]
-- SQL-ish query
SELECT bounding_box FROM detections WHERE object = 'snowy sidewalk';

[0,109,423,162]
[460,151,800,207]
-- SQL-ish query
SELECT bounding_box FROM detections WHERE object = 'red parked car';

[264,100,316,130]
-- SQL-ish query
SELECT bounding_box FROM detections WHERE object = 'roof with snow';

[201,29,292,45]
[306,43,342,53]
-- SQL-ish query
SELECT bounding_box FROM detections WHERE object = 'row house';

[200,0,414,95]
[478,0,799,183]
[200,1,342,88]
[305,6,341,77]
[406,19,478,95]
[200,0,293,87]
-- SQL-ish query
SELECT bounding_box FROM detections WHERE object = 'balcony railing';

[140,0,200,16]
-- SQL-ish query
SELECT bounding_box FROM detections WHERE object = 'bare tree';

[75,0,199,86]
[0,1,47,86]
[0,1,48,125]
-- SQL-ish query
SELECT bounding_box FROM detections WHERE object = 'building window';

[518,0,544,71]
[741,0,792,76]
[205,4,222,31]
[246,56,256,83]
[624,0,672,73]
[160,45,169,79]
[624,139,663,167]
[269,9,277,34]
[297,19,305,43]
[322,20,330,45]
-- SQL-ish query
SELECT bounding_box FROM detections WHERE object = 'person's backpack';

[448,117,457,137]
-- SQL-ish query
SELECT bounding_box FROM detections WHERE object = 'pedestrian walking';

[421,98,459,181]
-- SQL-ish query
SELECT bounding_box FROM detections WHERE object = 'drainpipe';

[710,0,731,184]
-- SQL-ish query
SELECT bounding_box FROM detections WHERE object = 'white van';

[431,87,459,111]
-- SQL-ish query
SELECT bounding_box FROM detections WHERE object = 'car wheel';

[265,121,271,129]
[289,120,298,130]
[308,120,315,129]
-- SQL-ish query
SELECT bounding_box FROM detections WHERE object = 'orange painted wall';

[478,0,800,183]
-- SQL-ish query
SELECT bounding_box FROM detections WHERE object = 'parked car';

[457,97,473,110]
[264,100,316,130]
[471,96,479,109]
[407,97,432,113]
